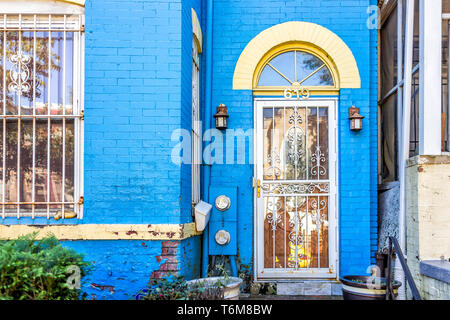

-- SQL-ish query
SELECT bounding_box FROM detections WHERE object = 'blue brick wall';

[83,0,187,225]
[63,240,163,300]
[63,236,201,300]
[208,0,378,276]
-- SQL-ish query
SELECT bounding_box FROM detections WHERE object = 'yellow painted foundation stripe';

[0,223,202,240]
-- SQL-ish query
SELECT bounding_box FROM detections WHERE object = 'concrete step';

[276,280,342,296]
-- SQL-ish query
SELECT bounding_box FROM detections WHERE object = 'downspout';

[397,0,415,300]
[201,0,213,278]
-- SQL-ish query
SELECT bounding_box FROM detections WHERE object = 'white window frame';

[192,38,201,209]
[0,1,84,220]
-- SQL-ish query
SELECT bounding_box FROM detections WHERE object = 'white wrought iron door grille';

[0,14,84,219]
[256,99,337,278]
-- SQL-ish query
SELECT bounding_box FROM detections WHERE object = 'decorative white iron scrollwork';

[265,151,281,178]
[286,107,306,173]
[8,52,32,94]
[286,126,305,167]
[261,182,329,195]
[289,107,303,125]
[266,198,282,231]
[287,204,307,267]
[310,145,327,177]
[310,198,327,230]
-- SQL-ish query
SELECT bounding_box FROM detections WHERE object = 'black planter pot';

[340,275,402,300]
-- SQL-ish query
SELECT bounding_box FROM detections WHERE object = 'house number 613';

[283,87,310,100]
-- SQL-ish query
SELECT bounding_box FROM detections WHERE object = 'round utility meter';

[215,230,231,246]
[215,195,231,211]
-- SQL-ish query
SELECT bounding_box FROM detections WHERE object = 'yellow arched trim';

[59,0,85,6]
[233,21,361,90]
[191,8,203,53]
[63,0,86,7]
[0,0,85,7]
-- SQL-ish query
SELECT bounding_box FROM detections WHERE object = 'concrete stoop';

[276,280,343,296]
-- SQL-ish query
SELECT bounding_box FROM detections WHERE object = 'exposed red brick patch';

[155,255,177,263]
[126,230,138,235]
[162,241,180,248]
[150,241,180,279]
[159,263,178,271]
[161,247,177,255]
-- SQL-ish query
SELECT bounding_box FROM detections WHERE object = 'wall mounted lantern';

[349,106,364,131]
[214,103,229,130]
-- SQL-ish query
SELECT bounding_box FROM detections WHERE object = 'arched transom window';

[255,49,336,89]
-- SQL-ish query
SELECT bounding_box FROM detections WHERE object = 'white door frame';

[253,97,339,280]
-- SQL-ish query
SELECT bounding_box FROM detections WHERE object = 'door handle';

[256,179,261,198]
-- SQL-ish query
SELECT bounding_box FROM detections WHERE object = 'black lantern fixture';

[214,103,229,130]
[349,106,364,131]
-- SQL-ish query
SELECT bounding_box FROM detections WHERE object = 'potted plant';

[186,276,243,300]
[340,275,402,300]
[136,274,223,300]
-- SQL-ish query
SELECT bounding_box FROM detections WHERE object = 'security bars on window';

[0,14,84,219]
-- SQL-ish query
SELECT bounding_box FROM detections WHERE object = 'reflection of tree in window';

[258,50,334,87]
[302,54,333,86]
[1,31,62,115]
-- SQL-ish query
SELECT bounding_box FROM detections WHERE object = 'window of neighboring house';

[0,8,84,220]
[191,38,201,209]
[380,4,399,184]
[379,0,421,184]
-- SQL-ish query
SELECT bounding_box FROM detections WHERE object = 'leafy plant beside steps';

[0,232,92,300]
[137,274,225,300]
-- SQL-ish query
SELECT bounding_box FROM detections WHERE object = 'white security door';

[255,99,338,279]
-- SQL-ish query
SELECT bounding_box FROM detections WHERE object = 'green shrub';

[0,232,92,300]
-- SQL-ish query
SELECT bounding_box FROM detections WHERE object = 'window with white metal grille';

[0,13,84,220]
[192,38,201,209]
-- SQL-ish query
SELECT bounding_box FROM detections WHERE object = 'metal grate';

[0,14,84,219]
[260,104,334,272]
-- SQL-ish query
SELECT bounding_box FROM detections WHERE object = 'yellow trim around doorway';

[233,21,361,90]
